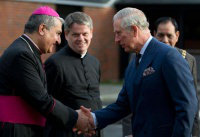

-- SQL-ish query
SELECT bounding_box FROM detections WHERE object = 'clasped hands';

[73,106,95,136]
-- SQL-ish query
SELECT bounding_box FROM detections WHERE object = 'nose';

[162,36,169,44]
[115,35,120,43]
[57,36,61,45]
[78,34,84,41]
[55,34,61,46]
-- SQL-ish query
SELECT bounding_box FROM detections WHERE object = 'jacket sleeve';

[11,51,78,131]
[94,84,131,129]
[94,62,134,129]
[191,56,198,91]
[191,56,200,136]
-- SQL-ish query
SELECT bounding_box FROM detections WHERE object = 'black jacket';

[0,34,78,137]
[44,45,102,137]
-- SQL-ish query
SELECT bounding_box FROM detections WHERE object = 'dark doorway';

[56,5,82,51]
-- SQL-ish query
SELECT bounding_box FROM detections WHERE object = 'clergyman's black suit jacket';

[0,34,78,137]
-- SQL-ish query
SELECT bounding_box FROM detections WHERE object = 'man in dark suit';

[44,12,102,137]
[122,17,199,137]
[0,6,90,137]
[79,7,198,137]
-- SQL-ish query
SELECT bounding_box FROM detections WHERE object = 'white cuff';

[91,112,98,128]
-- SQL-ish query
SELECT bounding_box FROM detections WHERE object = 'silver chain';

[20,36,34,53]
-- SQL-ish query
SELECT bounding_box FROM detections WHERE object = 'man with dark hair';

[44,12,102,137]
[0,6,90,137]
[154,17,199,137]
[154,17,198,89]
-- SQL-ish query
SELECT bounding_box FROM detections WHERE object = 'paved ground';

[100,84,122,107]
[103,124,122,137]
[100,84,123,137]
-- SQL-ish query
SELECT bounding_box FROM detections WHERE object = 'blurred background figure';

[154,17,198,90]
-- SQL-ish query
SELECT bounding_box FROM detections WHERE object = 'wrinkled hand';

[73,106,95,136]
[80,106,94,127]
[75,109,90,134]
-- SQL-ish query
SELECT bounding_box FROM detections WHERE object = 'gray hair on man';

[113,7,149,32]
[64,12,93,32]
[24,15,64,34]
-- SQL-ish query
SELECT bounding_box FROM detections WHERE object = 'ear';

[90,29,93,38]
[64,30,69,40]
[38,24,47,36]
[175,31,180,40]
[130,25,138,37]
[153,31,157,37]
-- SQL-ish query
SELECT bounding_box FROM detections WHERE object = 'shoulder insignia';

[182,50,186,58]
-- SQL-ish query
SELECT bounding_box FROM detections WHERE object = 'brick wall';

[0,1,55,57]
[83,7,120,81]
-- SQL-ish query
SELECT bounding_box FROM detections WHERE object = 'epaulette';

[182,50,186,58]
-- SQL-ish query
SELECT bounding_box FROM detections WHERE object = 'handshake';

[73,106,96,136]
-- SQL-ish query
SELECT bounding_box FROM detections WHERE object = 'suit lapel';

[131,38,158,111]
[136,38,157,79]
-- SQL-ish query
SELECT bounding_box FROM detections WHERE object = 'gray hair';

[64,12,93,32]
[113,7,149,31]
[24,15,64,34]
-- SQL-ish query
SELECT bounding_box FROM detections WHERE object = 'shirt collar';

[66,46,87,58]
[139,35,153,55]
[80,52,87,58]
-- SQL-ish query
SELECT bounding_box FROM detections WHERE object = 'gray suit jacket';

[176,47,199,137]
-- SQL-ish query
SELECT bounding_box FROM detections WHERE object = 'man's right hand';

[74,107,95,136]
[80,106,94,127]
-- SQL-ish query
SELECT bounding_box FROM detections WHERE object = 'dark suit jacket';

[0,34,77,136]
[94,38,198,137]
[122,47,199,136]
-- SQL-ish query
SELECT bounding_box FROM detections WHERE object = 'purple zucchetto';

[32,6,59,17]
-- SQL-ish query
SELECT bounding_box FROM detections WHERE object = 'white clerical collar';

[80,52,87,58]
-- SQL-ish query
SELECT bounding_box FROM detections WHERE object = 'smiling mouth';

[77,42,87,46]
